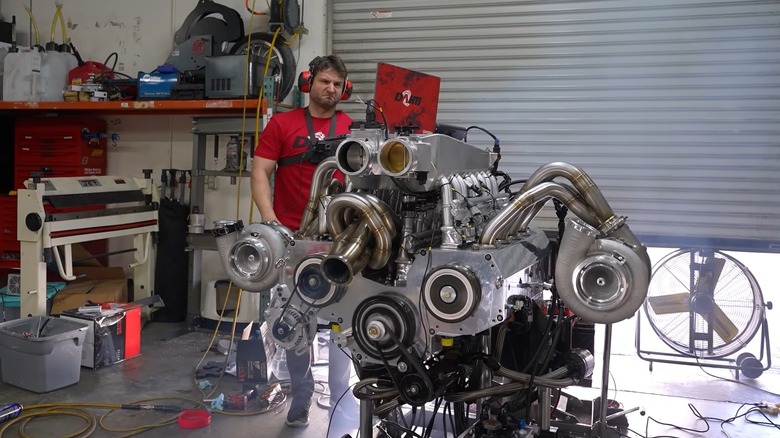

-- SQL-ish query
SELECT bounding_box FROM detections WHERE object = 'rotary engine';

[214,127,651,428]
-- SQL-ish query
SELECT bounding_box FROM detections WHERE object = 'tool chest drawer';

[0,195,19,257]
[13,117,108,190]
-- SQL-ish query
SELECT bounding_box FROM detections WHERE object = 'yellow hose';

[57,3,68,43]
[23,6,40,47]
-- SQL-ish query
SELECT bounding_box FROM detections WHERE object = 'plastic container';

[200,279,261,324]
[0,316,89,393]
[224,136,248,171]
[38,51,76,101]
[2,49,42,102]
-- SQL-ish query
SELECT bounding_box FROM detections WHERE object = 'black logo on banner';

[395,90,422,107]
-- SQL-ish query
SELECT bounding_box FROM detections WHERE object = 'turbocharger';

[212,220,294,293]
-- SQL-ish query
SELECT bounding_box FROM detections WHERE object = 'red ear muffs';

[340,80,353,101]
[297,70,312,93]
[297,71,352,101]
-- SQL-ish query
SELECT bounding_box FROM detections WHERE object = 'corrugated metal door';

[330,0,780,252]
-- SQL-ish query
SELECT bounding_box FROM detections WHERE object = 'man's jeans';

[286,331,354,410]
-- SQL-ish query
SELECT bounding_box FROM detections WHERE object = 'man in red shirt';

[252,55,355,430]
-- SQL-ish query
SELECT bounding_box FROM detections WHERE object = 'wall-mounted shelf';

[0,99,264,115]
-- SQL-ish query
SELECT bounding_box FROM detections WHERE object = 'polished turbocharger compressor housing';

[215,129,651,370]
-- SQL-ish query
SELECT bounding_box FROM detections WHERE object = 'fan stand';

[551,324,643,438]
[636,248,773,379]
[637,312,772,378]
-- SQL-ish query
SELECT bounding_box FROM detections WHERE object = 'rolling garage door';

[329,0,780,253]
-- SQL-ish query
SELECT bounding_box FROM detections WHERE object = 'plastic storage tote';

[0,316,89,393]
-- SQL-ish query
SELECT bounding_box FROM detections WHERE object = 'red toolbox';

[9,117,110,266]
[0,195,17,259]
[14,117,107,190]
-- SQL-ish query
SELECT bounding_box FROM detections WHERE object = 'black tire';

[229,32,296,101]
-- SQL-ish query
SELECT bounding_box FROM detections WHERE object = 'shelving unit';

[0,99,263,115]
[188,116,267,325]
[0,99,268,322]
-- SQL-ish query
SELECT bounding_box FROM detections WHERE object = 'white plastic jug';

[2,49,42,102]
[38,51,76,101]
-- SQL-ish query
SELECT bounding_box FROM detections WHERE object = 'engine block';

[214,128,651,435]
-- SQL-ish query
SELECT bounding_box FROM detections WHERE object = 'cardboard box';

[236,339,267,383]
[72,267,126,281]
[60,304,141,369]
[51,278,127,315]
[236,323,274,383]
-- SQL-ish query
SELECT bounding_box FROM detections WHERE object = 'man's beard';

[311,93,338,110]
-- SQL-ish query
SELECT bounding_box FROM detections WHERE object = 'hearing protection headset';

[297,56,353,101]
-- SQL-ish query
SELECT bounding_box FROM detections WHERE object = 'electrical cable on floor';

[694,355,780,399]
[745,407,780,430]
[191,280,243,401]
[617,400,777,438]
[0,406,98,438]
[326,382,357,438]
[646,403,710,436]
[0,393,290,438]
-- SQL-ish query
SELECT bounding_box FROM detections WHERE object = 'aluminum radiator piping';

[323,192,397,284]
[213,220,293,292]
[480,182,600,246]
[554,218,650,323]
[297,157,340,237]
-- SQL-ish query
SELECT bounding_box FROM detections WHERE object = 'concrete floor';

[0,311,778,437]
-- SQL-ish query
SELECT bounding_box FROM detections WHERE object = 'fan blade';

[694,256,726,295]
[647,293,690,314]
[697,304,739,343]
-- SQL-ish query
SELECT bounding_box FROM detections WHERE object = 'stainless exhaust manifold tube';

[297,157,340,237]
[480,182,600,246]
[554,218,650,324]
[323,192,397,284]
[213,220,293,293]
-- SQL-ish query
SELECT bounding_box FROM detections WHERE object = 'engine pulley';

[295,255,345,308]
[399,374,434,406]
[421,264,482,323]
[353,294,416,361]
[266,304,315,354]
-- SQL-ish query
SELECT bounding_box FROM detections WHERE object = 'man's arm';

[251,156,279,223]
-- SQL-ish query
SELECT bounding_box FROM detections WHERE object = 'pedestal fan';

[637,248,772,378]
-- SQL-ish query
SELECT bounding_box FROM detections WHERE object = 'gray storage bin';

[0,316,89,393]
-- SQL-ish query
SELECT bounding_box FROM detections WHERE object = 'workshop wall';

[0,0,328,301]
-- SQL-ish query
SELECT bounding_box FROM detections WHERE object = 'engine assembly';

[214,123,651,437]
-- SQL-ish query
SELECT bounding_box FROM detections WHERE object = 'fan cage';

[7,273,20,295]
[644,249,764,358]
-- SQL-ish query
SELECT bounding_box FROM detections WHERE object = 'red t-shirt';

[255,108,353,230]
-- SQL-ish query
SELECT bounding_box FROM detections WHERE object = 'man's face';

[309,68,346,110]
